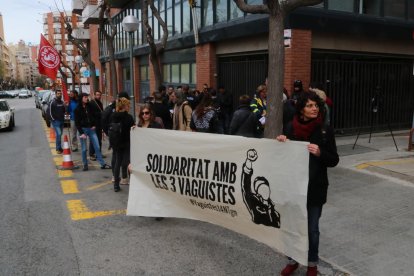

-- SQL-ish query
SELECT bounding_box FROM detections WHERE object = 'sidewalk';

[336,130,414,186]
[317,129,414,276]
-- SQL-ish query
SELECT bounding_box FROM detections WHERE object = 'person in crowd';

[283,87,296,134]
[109,97,135,192]
[229,95,258,138]
[182,84,198,109]
[172,90,192,131]
[309,83,330,126]
[158,85,169,105]
[276,92,339,276]
[152,91,172,129]
[250,84,267,138]
[101,91,130,182]
[138,104,162,129]
[48,89,66,154]
[89,90,104,160]
[217,85,233,134]
[66,90,79,151]
[168,90,177,111]
[291,80,305,102]
[74,93,111,171]
[190,93,218,133]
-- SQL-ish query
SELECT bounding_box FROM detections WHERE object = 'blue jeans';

[308,205,323,264]
[79,127,105,167]
[51,120,63,151]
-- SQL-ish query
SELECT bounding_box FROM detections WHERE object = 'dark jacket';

[217,91,233,115]
[74,103,97,135]
[229,105,258,138]
[152,102,172,129]
[49,97,66,121]
[109,111,135,149]
[89,99,104,128]
[284,121,339,206]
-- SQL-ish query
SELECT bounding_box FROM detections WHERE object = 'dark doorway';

[218,53,268,110]
[312,51,414,133]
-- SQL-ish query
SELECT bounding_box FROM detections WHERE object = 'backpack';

[108,122,122,148]
[101,103,115,135]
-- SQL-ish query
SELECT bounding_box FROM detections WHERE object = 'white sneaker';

[120,178,129,185]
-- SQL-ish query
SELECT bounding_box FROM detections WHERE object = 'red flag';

[38,34,60,80]
[62,80,69,103]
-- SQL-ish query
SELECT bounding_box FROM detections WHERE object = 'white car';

[0,100,15,131]
[19,89,29,99]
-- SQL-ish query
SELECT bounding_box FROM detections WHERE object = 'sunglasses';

[140,111,150,115]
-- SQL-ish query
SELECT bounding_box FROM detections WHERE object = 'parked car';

[0,91,10,98]
[35,90,47,109]
[19,89,29,99]
[41,90,54,127]
[5,90,18,98]
[0,99,15,131]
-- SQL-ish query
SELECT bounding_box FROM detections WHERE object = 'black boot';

[114,184,121,192]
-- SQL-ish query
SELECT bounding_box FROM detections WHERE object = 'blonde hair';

[116,97,130,112]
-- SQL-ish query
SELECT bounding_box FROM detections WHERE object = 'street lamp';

[122,15,140,121]
[75,55,83,94]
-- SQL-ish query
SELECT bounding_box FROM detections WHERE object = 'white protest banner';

[127,128,309,265]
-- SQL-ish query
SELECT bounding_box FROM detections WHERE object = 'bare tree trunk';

[142,0,169,91]
[264,13,285,138]
[99,1,118,95]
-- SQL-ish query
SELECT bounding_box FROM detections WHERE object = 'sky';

[0,0,72,45]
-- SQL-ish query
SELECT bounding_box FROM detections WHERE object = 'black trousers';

[112,146,130,187]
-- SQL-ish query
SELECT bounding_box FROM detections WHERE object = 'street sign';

[82,70,90,78]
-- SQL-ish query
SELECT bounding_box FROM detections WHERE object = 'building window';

[216,0,228,23]
[191,63,196,84]
[174,0,182,34]
[167,0,174,34]
[171,64,180,83]
[384,0,405,19]
[183,0,191,32]
[163,64,170,82]
[360,0,381,16]
[230,0,244,20]
[202,0,213,27]
[140,65,149,81]
[180,63,190,84]
[328,0,354,12]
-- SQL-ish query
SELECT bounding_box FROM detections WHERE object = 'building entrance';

[312,51,414,133]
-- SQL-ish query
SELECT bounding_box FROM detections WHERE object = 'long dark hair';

[194,93,213,118]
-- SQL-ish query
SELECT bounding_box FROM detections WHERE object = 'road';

[2,98,413,276]
[0,98,289,275]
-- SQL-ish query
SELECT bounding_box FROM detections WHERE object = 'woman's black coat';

[284,122,339,206]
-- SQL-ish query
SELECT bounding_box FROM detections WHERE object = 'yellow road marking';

[356,159,414,169]
[61,180,80,194]
[50,142,56,148]
[58,170,73,178]
[86,180,112,191]
[66,199,125,221]
[53,157,63,166]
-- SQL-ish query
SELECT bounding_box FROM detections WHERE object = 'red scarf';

[292,115,323,141]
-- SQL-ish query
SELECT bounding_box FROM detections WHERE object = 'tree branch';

[148,0,168,55]
[232,0,269,14]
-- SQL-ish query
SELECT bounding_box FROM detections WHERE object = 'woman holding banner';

[276,92,339,276]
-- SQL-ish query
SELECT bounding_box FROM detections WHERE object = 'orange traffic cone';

[50,127,56,139]
[59,135,79,170]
